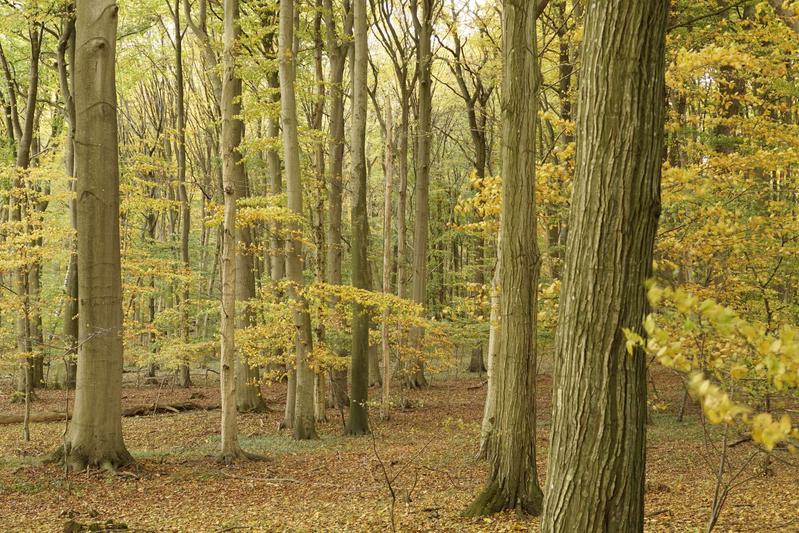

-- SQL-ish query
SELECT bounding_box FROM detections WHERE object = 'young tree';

[465,0,542,516]
[541,1,668,530]
[279,0,316,440]
[346,0,370,436]
[173,0,192,389]
[58,0,132,470]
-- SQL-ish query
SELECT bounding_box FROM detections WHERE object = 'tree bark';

[56,16,78,389]
[174,0,192,389]
[541,1,668,530]
[218,0,246,463]
[465,0,542,516]
[280,0,317,440]
[408,0,434,389]
[58,0,132,470]
[324,0,352,410]
[345,0,370,436]
[381,96,394,419]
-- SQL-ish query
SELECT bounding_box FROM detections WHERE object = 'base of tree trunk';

[405,370,428,389]
[464,479,543,517]
[176,365,192,388]
[293,424,318,440]
[49,444,134,472]
[215,447,268,465]
[237,400,269,414]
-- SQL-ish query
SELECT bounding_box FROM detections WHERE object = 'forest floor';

[0,367,797,532]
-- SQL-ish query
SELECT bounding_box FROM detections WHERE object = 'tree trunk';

[235,216,267,413]
[58,0,132,470]
[345,0,370,436]
[541,1,667,530]
[477,235,501,459]
[381,96,394,420]
[408,0,433,389]
[324,0,352,410]
[218,0,247,463]
[174,0,192,389]
[280,0,316,440]
[465,0,542,516]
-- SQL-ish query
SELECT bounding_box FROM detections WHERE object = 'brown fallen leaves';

[0,368,796,532]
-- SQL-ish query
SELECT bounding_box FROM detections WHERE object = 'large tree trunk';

[174,0,192,389]
[58,0,132,470]
[280,0,316,440]
[218,0,246,463]
[465,0,542,516]
[541,1,667,531]
[408,0,433,389]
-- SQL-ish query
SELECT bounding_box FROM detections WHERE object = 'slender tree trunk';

[381,96,394,420]
[57,0,132,470]
[541,2,668,530]
[408,0,434,389]
[174,0,192,388]
[477,234,501,459]
[344,0,370,436]
[218,0,247,462]
[235,198,267,413]
[11,25,41,399]
[280,0,317,440]
[465,0,542,516]
[324,0,352,410]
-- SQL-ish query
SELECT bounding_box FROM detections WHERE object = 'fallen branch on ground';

[0,401,219,425]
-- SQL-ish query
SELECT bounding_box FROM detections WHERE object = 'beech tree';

[345,0,370,436]
[218,0,246,463]
[58,0,132,470]
[542,1,668,530]
[465,0,542,516]
[279,0,316,441]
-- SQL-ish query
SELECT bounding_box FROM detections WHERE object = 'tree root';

[463,479,543,518]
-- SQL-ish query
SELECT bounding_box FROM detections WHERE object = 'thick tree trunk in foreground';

[218,0,246,462]
[345,0,370,436]
[58,0,131,470]
[280,0,316,440]
[465,0,542,516]
[408,0,433,389]
[541,2,667,531]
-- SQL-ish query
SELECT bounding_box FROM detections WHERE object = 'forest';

[0,0,798,531]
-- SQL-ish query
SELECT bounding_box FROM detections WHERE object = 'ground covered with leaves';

[0,369,796,532]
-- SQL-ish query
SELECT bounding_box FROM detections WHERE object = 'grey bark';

[59,0,132,470]
[279,0,317,440]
